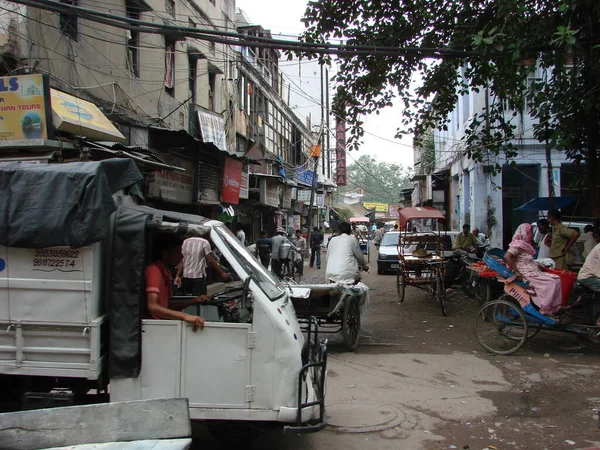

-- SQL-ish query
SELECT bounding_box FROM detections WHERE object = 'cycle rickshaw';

[396,207,449,315]
[474,248,600,355]
[289,282,369,351]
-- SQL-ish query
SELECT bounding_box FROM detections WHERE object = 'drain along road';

[193,256,600,450]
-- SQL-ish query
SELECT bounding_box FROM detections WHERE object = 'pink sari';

[508,224,562,315]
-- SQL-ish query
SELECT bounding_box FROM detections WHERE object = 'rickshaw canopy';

[399,207,445,223]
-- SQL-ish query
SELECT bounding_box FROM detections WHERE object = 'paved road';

[192,251,600,449]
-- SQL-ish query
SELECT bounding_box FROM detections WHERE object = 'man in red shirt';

[145,234,209,331]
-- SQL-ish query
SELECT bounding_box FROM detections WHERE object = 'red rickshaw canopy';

[398,207,446,230]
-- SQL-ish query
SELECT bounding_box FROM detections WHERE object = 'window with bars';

[60,0,78,41]
[165,0,175,18]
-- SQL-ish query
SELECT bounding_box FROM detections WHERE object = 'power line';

[14,0,482,58]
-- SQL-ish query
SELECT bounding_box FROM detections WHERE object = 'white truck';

[0,160,327,442]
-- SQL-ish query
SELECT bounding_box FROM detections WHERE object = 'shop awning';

[85,141,186,172]
[51,89,126,143]
[515,196,578,211]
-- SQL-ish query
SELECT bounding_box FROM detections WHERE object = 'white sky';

[235,0,415,170]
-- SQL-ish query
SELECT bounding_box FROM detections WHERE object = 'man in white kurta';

[326,222,368,282]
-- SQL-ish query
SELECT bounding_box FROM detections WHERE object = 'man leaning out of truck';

[145,234,210,331]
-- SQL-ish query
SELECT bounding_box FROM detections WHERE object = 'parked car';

[377,231,460,274]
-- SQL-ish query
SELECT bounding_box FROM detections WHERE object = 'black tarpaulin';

[109,205,148,379]
[0,159,143,248]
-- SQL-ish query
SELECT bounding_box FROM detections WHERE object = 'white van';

[0,161,327,441]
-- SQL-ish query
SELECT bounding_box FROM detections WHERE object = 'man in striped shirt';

[175,236,232,296]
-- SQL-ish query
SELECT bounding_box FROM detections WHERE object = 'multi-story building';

[412,67,587,248]
[0,1,334,242]
[235,10,334,239]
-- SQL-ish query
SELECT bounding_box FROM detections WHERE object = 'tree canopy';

[302,0,600,212]
[336,154,412,204]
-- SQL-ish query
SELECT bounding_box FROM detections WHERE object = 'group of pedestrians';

[246,227,325,279]
[240,223,369,284]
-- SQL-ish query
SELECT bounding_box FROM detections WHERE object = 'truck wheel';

[377,265,383,275]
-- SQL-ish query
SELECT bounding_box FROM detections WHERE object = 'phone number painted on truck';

[32,249,82,272]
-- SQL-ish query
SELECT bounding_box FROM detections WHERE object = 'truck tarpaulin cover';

[0,160,143,248]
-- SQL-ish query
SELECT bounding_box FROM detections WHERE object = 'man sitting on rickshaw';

[576,233,600,327]
[326,222,369,283]
[454,223,479,256]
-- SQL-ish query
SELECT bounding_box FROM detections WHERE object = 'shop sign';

[197,106,227,152]
[51,89,126,142]
[293,202,304,214]
[296,189,311,202]
[239,166,249,199]
[316,194,325,208]
[389,204,400,218]
[0,74,51,141]
[335,118,347,186]
[301,204,309,217]
[294,167,315,186]
[282,187,292,209]
[259,178,280,208]
[363,202,389,212]
[148,154,194,204]
[292,214,301,230]
[375,212,386,219]
[221,157,243,204]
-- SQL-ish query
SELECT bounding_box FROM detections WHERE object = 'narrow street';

[194,247,600,449]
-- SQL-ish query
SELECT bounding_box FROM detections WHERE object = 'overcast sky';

[235,0,415,170]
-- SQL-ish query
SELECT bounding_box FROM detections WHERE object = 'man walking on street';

[271,227,292,279]
[310,227,323,269]
[256,230,272,269]
[326,222,369,283]
[292,229,308,276]
[548,209,579,269]
[175,236,232,296]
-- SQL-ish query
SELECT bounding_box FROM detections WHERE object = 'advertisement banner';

[148,154,194,204]
[197,106,228,152]
[292,214,301,230]
[316,194,325,208]
[0,74,51,141]
[335,118,347,186]
[239,166,249,199]
[388,204,400,218]
[51,89,125,142]
[294,167,315,186]
[221,157,243,204]
[363,202,389,212]
[259,178,280,208]
[296,189,311,202]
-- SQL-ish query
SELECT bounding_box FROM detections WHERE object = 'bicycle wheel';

[436,275,447,316]
[474,298,528,355]
[396,267,406,302]
[342,296,361,351]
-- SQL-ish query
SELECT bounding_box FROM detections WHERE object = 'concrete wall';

[7,0,236,134]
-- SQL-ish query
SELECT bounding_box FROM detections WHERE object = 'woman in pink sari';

[504,223,563,315]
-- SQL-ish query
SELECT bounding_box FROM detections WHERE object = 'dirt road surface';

[193,250,600,449]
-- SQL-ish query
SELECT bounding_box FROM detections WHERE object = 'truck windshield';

[213,224,284,301]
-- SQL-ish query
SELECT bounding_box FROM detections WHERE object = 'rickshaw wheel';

[435,276,447,316]
[474,298,528,355]
[396,268,406,302]
[342,296,361,351]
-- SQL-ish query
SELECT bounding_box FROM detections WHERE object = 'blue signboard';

[294,168,316,186]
